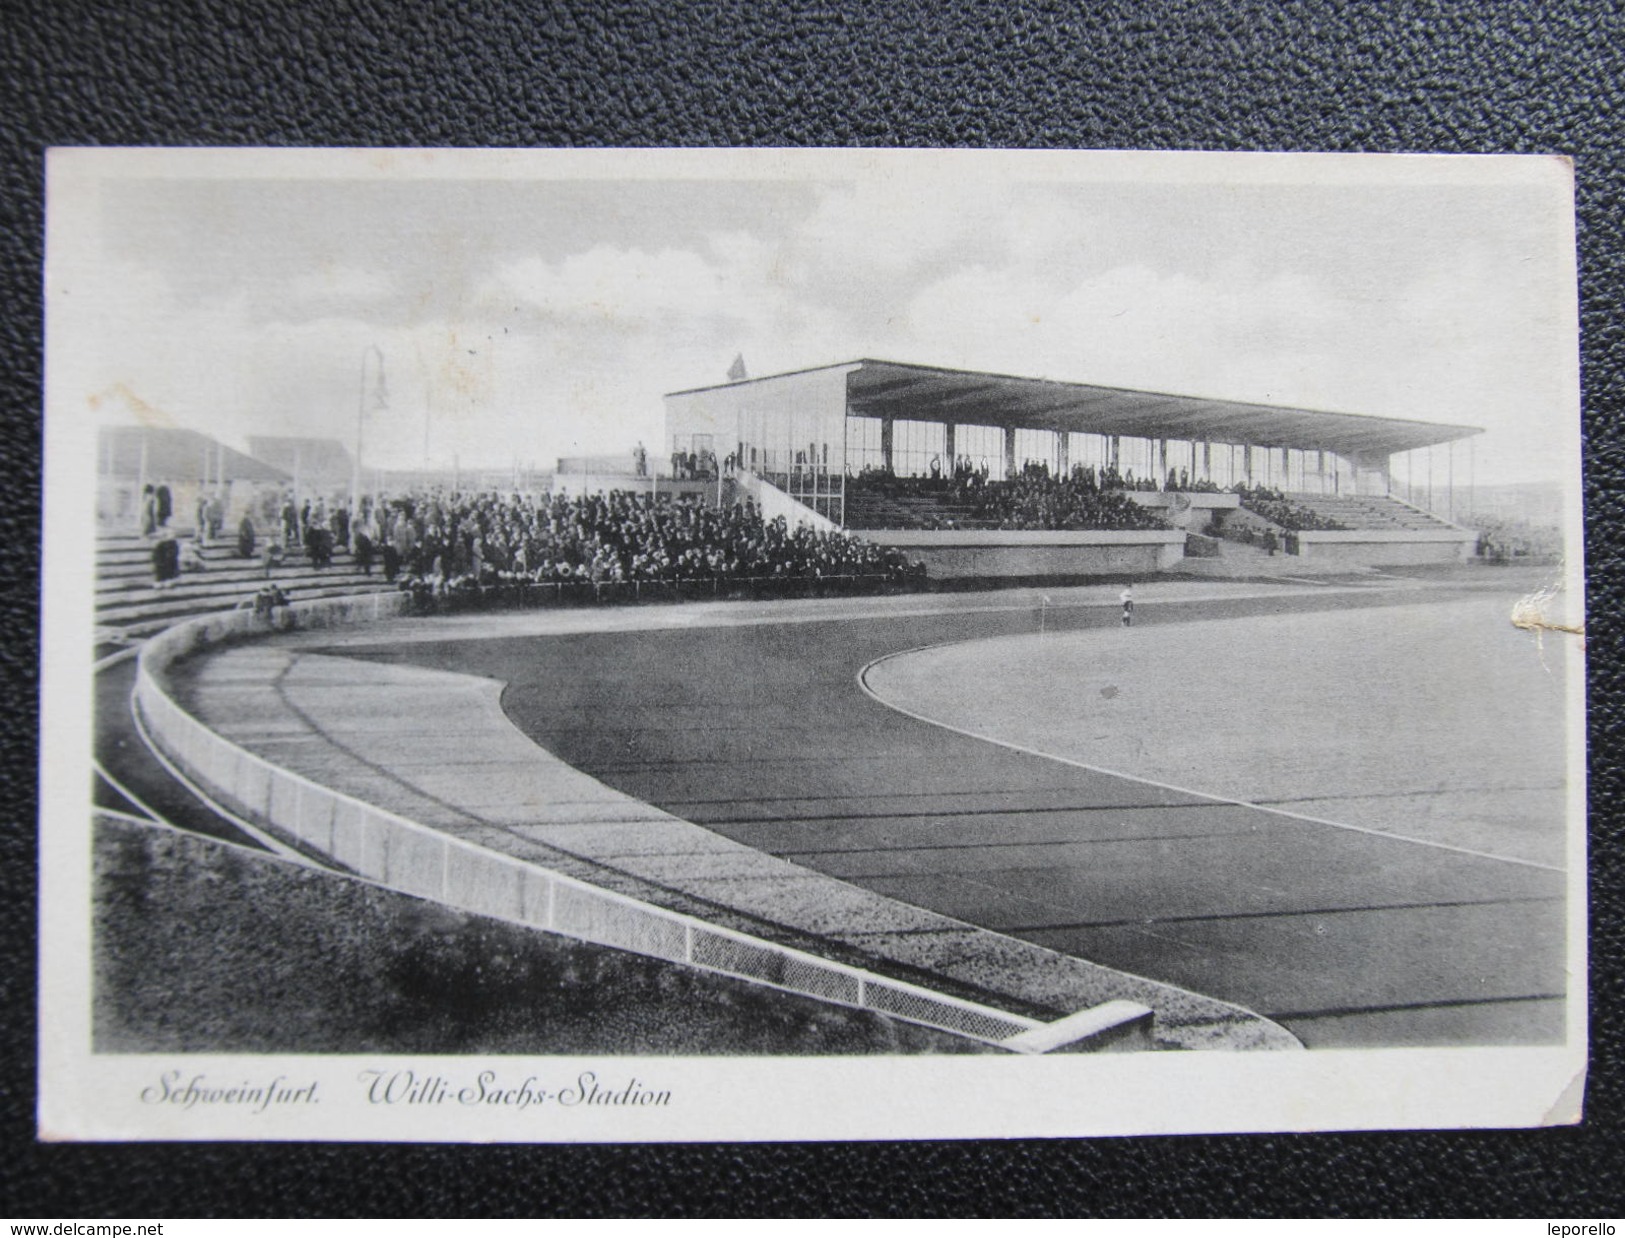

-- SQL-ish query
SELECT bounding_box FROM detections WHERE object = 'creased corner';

[1539,1067,1586,1126]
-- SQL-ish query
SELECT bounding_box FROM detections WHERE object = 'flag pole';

[354,344,384,513]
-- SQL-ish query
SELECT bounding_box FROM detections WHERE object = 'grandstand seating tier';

[95,532,397,643]
[1276,494,1465,533]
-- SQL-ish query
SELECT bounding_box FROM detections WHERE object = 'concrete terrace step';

[1282,494,1462,533]
[98,575,393,622]
[99,541,351,566]
[97,573,387,619]
[105,583,399,638]
[94,535,392,639]
[96,560,371,596]
[98,562,373,593]
[98,542,354,566]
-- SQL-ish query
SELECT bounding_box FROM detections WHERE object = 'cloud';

[67,171,1578,487]
[896,259,1341,402]
[283,265,396,314]
[495,245,743,329]
[774,182,1099,323]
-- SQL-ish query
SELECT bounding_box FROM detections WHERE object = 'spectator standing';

[354,511,376,575]
[305,520,332,570]
[151,527,180,590]
[385,513,411,582]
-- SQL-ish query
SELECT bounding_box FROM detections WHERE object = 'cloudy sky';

[58,151,1580,486]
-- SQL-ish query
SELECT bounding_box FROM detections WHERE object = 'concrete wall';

[735,472,843,534]
[1125,491,1240,531]
[1291,531,1476,566]
[878,529,1185,579]
[1210,504,1276,538]
[131,593,1152,1054]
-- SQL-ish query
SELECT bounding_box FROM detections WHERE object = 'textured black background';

[4,0,1621,1218]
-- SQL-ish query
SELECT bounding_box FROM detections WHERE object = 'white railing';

[132,594,1154,1053]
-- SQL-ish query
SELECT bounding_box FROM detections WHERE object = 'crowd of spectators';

[967,463,1171,530]
[355,487,923,596]
[848,461,1172,531]
[1471,514,1564,562]
[1231,484,1348,531]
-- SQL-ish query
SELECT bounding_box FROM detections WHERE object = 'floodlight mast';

[354,344,385,512]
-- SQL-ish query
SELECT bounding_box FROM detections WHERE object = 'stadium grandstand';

[663,359,1486,575]
[88,366,1571,1059]
[93,436,923,649]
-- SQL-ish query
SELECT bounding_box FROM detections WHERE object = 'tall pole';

[1448,440,1455,523]
[1469,436,1476,520]
[354,344,383,513]
[137,433,148,533]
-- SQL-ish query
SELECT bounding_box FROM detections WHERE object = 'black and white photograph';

[40,147,1585,1141]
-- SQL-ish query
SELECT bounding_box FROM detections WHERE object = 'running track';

[335,585,1568,1048]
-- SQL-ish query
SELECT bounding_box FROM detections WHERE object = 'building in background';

[97,425,288,533]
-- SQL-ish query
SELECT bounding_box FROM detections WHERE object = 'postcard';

[40,147,1585,1141]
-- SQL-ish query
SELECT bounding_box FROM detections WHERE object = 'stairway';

[95,531,397,645]
[1285,493,1465,532]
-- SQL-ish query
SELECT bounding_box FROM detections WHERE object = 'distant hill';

[1452,482,1566,526]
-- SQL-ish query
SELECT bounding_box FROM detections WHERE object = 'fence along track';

[133,591,1154,1053]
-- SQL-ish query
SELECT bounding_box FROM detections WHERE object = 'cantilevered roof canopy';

[671,360,1482,457]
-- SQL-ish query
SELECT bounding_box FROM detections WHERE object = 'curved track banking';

[330,581,1569,1049]
[95,655,270,851]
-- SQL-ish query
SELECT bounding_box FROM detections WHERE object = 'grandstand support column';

[1056,429,1069,475]
[1003,426,1017,478]
[1469,437,1476,519]
[881,417,894,473]
[944,422,956,470]
[1448,440,1456,522]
